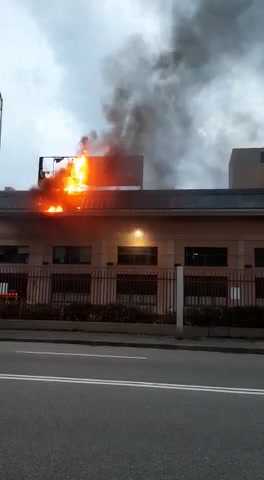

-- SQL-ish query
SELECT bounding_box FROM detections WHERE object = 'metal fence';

[0,267,177,320]
[184,270,264,307]
[183,269,264,327]
[0,266,263,321]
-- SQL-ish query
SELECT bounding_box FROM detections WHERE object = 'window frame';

[0,245,29,264]
[254,248,264,268]
[117,246,158,266]
[52,246,92,265]
[184,247,228,267]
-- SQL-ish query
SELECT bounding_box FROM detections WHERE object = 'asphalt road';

[0,342,264,480]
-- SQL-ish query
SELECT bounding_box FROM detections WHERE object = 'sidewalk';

[1,330,264,354]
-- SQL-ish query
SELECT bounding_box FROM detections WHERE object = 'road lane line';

[15,351,147,360]
[0,373,264,395]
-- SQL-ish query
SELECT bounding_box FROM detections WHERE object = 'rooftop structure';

[229,148,264,189]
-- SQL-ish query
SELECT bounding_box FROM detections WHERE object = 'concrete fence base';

[1,320,264,338]
[183,326,264,339]
[0,320,177,336]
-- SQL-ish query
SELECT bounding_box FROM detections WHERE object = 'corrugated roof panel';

[0,189,263,212]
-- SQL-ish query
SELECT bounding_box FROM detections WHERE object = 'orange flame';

[45,205,63,213]
[64,152,89,194]
[42,149,89,213]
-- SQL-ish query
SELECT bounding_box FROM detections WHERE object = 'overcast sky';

[0,0,263,190]
[0,0,163,189]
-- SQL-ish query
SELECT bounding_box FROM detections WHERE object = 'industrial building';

[0,148,263,312]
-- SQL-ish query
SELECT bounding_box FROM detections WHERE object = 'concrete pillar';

[237,240,245,269]
[99,240,108,267]
[167,240,175,268]
[29,241,44,266]
[165,240,175,314]
[91,240,109,304]
[176,266,184,336]
[235,240,245,306]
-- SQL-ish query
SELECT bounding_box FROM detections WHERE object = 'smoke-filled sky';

[0,0,263,189]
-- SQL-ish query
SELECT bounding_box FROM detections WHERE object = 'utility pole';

[0,92,3,149]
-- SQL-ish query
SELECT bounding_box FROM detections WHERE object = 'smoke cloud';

[95,0,263,188]
[22,0,264,189]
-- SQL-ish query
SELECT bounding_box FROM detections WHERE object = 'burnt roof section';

[0,189,263,213]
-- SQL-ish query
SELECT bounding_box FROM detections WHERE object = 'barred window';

[51,274,91,294]
[116,274,158,295]
[116,274,158,306]
[0,272,28,299]
[255,277,264,298]
[185,275,228,298]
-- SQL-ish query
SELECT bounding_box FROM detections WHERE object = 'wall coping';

[0,320,264,338]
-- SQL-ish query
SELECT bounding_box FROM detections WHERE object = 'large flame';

[43,149,90,213]
[64,152,89,194]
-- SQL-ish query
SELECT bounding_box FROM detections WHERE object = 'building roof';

[0,189,263,216]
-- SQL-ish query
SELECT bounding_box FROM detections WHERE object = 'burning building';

[0,147,263,316]
[36,148,144,213]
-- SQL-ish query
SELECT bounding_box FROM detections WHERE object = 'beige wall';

[0,214,264,310]
[0,215,264,269]
[229,148,264,188]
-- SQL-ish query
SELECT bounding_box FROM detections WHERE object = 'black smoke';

[97,0,262,188]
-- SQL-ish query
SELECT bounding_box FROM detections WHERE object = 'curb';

[0,337,263,355]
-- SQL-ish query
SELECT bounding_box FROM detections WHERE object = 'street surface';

[0,342,264,479]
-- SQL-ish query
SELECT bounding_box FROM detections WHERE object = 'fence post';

[176,266,184,336]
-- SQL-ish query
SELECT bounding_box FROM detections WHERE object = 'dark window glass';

[254,249,264,267]
[117,247,158,266]
[0,246,29,264]
[116,274,158,295]
[185,247,228,267]
[51,274,91,294]
[53,246,92,265]
[184,276,228,298]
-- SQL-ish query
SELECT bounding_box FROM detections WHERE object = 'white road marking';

[15,350,147,360]
[0,373,263,395]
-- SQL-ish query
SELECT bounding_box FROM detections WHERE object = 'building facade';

[1,214,264,269]
[0,188,263,312]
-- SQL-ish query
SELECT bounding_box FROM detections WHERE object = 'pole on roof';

[0,92,3,150]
